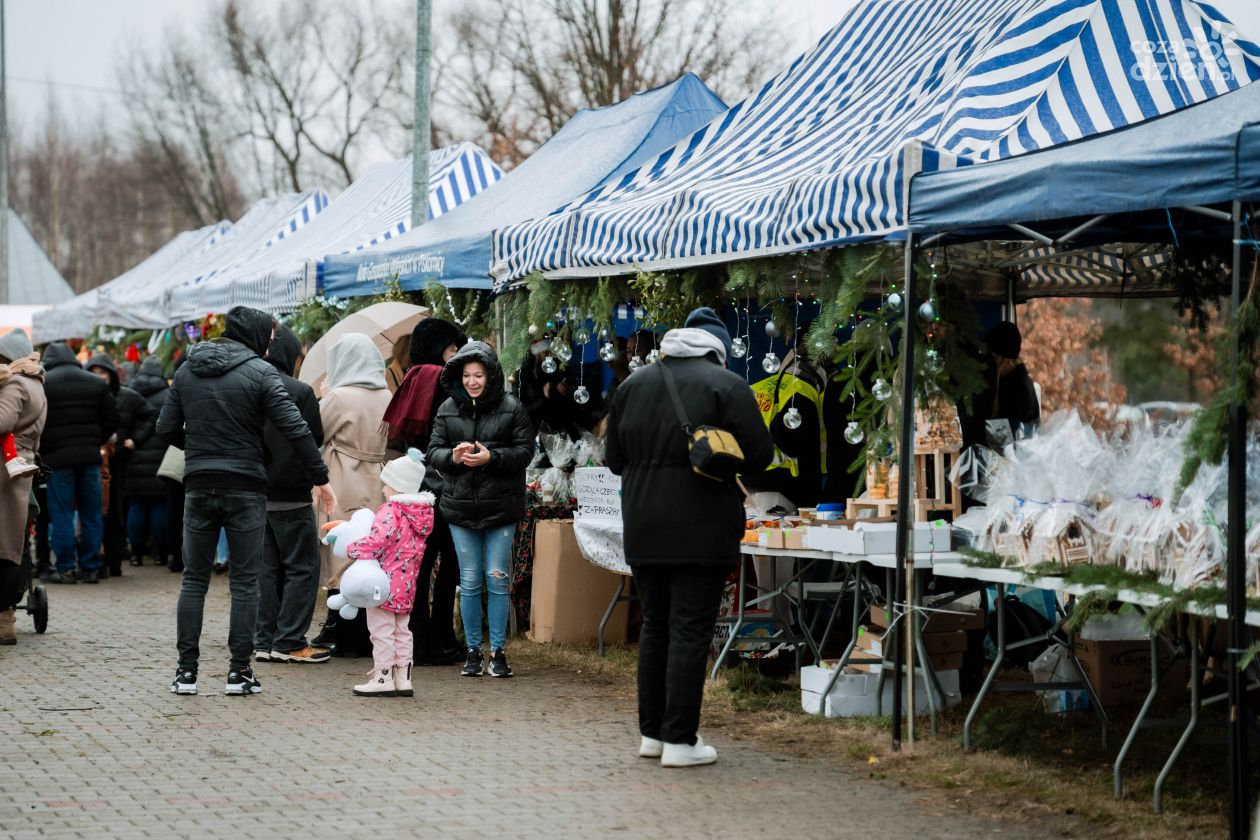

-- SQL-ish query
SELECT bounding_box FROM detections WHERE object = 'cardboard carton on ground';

[800,664,961,717]
[1072,637,1189,706]
[869,603,985,633]
[853,626,967,673]
[529,519,629,646]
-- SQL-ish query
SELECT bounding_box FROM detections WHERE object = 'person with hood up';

[123,356,172,566]
[428,341,535,679]
[157,306,334,698]
[959,320,1041,450]
[344,448,434,696]
[39,341,119,585]
[605,307,773,768]
[253,326,329,664]
[0,329,46,645]
[379,317,465,666]
[86,353,157,578]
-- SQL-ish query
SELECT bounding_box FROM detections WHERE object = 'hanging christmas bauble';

[783,406,803,430]
[573,385,590,405]
[873,377,892,401]
[765,320,780,338]
[646,349,660,365]
[924,348,943,374]
[843,421,865,445]
[545,320,555,330]
[576,330,590,345]
[541,356,558,374]
[918,300,938,322]
[528,324,540,337]
[730,337,748,359]
[628,357,642,372]
[886,292,903,311]
[762,351,780,374]
[553,341,573,362]
[599,328,609,340]
[598,341,618,363]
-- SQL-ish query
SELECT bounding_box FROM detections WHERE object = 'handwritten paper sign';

[573,467,629,575]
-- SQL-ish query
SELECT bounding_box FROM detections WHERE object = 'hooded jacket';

[346,492,435,613]
[428,341,535,530]
[86,353,156,465]
[263,327,325,503]
[124,356,171,497]
[39,342,119,469]
[157,307,328,493]
[605,330,774,567]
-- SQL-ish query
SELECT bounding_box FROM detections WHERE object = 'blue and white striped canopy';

[491,0,1260,286]
[97,191,329,329]
[33,220,230,343]
[166,143,502,320]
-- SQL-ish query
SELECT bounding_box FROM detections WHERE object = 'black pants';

[102,466,128,573]
[408,511,459,659]
[176,489,265,672]
[631,563,730,745]
[254,506,320,653]
[163,478,184,572]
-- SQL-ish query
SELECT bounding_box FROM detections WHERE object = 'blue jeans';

[127,497,169,555]
[450,523,515,652]
[47,465,103,573]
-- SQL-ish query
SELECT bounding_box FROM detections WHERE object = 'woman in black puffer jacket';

[428,341,534,679]
[125,356,171,565]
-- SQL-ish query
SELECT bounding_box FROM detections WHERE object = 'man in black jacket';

[157,306,335,697]
[86,353,156,578]
[605,307,773,767]
[39,343,119,585]
[253,326,329,664]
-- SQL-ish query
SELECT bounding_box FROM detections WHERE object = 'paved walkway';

[1,565,1015,839]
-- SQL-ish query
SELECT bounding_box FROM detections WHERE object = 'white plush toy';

[321,508,389,619]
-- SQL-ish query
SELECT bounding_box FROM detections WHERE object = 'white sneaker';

[639,736,663,758]
[5,456,37,480]
[393,664,414,697]
[661,736,717,768]
[353,668,397,697]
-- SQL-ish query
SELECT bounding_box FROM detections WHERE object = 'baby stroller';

[12,483,48,633]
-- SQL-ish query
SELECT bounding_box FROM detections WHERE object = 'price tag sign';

[573,467,629,574]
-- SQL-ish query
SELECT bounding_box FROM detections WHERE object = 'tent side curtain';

[320,73,726,297]
[167,143,503,321]
[31,220,230,343]
[489,0,1260,287]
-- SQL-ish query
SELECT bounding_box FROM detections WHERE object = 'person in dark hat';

[960,320,1040,449]
[157,305,335,697]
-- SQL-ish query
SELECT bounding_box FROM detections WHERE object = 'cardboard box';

[1072,637,1189,706]
[854,626,966,673]
[800,664,961,717]
[529,519,629,646]
[757,528,786,549]
[869,603,985,633]
[783,528,807,550]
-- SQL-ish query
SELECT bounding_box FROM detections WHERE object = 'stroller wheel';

[31,586,48,634]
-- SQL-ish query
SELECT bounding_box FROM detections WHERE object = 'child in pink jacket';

[346,448,434,697]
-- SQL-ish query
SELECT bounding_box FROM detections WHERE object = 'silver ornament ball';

[598,342,618,363]
[553,341,573,362]
[762,352,780,374]
[918,300,938,322]
[886,292,903,311]
[872,377,892,401]
[628,357,642,372]
[765,321,780,339]
[541,356,558,375]
[843,421,865,445]
[528,324,540,337]
[576,330,591,345]
[783,407,802,430]
[729,337,748,359]
[573,385,590,405]
[646,349,660,365]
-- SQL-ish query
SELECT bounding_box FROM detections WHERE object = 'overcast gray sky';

[7,0,1259,131]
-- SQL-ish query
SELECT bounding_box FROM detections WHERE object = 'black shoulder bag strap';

[657,362,693,437]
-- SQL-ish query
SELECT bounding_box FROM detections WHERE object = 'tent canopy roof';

[321,72,726,295]
[7,209,73,306]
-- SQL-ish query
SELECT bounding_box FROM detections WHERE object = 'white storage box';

[803,521,951,555]
[800,664,960,717]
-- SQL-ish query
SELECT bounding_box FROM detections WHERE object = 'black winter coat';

[262,328,325,503]
[429,342,535,531]
[605,355,774,567]
[125,357,170,498]
[39,343,119,469]
[86,353,156,470]
[960,360,1041,449]
[157,337,329,493]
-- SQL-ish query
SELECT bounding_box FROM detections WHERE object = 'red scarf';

[381,363,444,441]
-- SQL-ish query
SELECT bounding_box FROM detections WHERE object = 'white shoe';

[353,668,397,697]
[639,736,663,758]
[5,456,37,480]
[393,664,414,697]
[661,736,717,768]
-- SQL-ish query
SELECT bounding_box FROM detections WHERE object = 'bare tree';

[436,0,788,165]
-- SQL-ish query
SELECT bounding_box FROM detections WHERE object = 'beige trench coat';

[317,384,393,586]
[0,371,47,562]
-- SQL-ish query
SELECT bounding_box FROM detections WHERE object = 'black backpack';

[987,594,1053,668]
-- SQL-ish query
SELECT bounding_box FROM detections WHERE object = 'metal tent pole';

[1226,200,1250,840]
[410,0,432,230]
[892,235,918,750]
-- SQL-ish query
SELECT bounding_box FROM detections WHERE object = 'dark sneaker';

[212,560,228,575]
[461,648,484,677]
[79,569,100,584]
[224,668,262,695]
[169,669,198,695]
[97,565,111,580]
[46,570,76,584]
[488,649,513,678]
